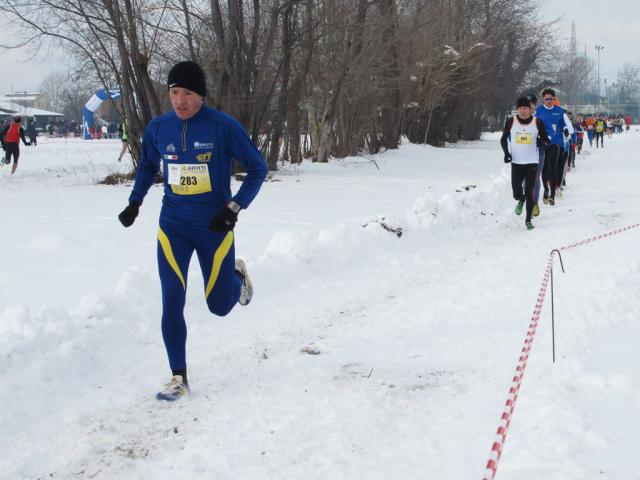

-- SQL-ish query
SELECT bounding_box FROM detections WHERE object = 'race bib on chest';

[167,164,212,195]
[515,131,532,145]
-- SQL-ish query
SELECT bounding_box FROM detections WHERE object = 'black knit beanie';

[515,96,530,108]
[167,61,207,97]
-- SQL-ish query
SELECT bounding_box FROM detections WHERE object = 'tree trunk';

[315,0,369,163]
[267,5,293,170]
[377,0,401,150]
[286,0,314,164]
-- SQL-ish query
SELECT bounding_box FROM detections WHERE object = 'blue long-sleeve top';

[535,105,568,146]
[129,105,268,230]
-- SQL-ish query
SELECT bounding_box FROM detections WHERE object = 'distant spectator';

[26,119,38,146]
[117,121,129,162]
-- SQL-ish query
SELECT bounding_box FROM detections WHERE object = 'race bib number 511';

[515,132,532,145]
[167,164,212,195]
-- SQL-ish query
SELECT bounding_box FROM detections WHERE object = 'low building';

[0,97,64,131]
[2,91,52,110]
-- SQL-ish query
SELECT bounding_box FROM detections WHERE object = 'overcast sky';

[1,0,639,95]
[539,0,640,88]
[0,16,65,95]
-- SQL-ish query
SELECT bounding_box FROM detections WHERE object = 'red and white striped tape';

[482,256,553,480]
[560,223,640,252]
[482,222,640,480]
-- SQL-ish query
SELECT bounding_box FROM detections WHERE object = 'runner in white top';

[500,96,550,230]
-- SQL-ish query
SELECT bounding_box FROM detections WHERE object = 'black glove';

[208,205,239,232]
[118,201,141,227]
[503,153,512,163]
[563,128,569,137]
[539,137,550,149]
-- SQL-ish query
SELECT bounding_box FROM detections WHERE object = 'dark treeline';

[2,0,556,170]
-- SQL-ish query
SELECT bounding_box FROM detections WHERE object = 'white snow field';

[0,130,638,480]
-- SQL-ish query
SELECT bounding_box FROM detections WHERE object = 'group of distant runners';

[0,115,130,174]
[501,88,632,230]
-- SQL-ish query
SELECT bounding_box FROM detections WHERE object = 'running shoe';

[235,259,253,306]
[515,200,524,216]
[532,204,540,217]
[156,375,189,401]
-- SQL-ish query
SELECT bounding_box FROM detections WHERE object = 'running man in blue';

[118,61,268,401]
[526,93,544,217]
[535,88,570,205]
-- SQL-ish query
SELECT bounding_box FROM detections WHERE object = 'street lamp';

[595,45,604,104]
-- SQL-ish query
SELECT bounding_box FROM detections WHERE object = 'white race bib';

[167,164,212,195]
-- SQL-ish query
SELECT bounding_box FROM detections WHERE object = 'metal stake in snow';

[482,221,640,480]
[549,249,565,363]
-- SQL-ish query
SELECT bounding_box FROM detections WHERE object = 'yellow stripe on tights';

[158,228,186,289]
[205,231,234,298]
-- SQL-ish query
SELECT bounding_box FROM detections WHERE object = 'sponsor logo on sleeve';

[196,151,212,162]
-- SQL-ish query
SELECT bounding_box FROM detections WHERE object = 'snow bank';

[261,167,511,272]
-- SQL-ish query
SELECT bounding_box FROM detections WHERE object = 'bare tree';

[0,0,170,167]
[1,0,560,169]
[39,72,69,112]
[285,0,314,164]
[618,63,640,103]
[376,0,401,150]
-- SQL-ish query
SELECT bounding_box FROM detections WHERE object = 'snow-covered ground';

[0,131,638,479]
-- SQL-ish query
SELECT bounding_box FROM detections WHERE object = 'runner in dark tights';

[1,116,29,175]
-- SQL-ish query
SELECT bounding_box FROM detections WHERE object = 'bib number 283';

[168,164,212,195]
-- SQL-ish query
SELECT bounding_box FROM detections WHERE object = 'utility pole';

[570,22,577,105]
[595,45,604,107]
[617,71,621,113]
